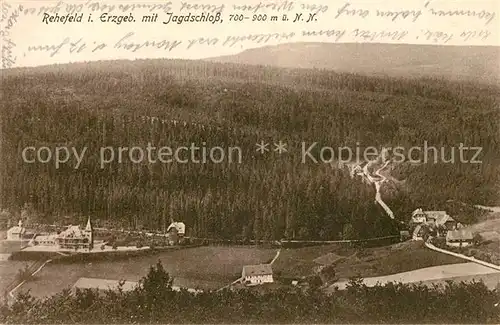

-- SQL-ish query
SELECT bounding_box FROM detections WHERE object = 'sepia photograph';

[1,0,499,323]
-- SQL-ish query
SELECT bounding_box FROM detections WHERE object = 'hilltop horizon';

[5,42,499,84]
[205,42,500,84]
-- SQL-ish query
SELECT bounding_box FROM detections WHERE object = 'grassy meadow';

[18,246,276,298]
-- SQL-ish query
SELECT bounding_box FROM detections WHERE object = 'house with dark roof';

[411,208,452,226]
[446,229,473,247]
[167,222,185,236]
[435,214,457,231]
[423,211,449,223]
[166,221,186,245]
[242,264,273,286]
[412,225,425,241]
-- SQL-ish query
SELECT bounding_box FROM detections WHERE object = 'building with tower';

[30,217,95,251]
[56,217,94,251]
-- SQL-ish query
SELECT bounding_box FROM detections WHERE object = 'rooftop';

[242,264,273,277]
[446,229,473,241]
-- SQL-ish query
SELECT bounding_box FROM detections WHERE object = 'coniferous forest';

[1,59,499,240]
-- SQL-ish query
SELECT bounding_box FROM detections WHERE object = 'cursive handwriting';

[1,0,497,69]
[1,4,23,68]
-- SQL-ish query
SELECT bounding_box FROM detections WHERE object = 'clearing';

[273,241,463,280]
[328,262,500,291]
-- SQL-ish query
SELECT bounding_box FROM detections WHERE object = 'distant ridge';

[205,43,500,84]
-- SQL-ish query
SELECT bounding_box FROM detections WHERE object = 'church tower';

[85,217,94,251]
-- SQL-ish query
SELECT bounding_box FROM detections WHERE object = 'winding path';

[357,148,395,220]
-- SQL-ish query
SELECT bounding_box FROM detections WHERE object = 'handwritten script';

[1,0,498,68]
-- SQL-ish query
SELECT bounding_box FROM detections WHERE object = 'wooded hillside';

[1,60,499,239]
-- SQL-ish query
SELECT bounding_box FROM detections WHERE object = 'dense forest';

[1,59,499,239]
[1,261,499,323]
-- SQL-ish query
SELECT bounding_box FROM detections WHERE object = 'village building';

[412,225,425,241]
[400,230,411,242]
[411,209,452,226]
[7,220,26,241]
[56,217,94,250]
[423,211,449,224]
[411,209,427,224]
[435,214,457,231]
[31,234,57,246]
[30,217,94,251]
[242,264,274,286]
[167,222,185,236]
[445,229,473,248]
[166,221,185,245]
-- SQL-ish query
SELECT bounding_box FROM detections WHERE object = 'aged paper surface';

[1,0,499,323]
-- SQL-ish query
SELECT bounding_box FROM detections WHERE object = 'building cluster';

[29,217,95,251]
[6,217,188,251]
[410,208,473,247]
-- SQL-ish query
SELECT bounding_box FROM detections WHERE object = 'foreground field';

[273,241,463,279]
[18,246,275,298]
[0,260,33,296]
[328,262,500,291]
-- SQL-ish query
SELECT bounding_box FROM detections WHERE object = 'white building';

[411,208,451,225]
[167,222,185,236]
[242,264,274,286]
[411,209,427,224]
[446,229,473,248]
[7,220,26,240]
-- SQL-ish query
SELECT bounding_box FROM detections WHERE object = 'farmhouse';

[435,214,457,230]
[242,264,274,285]
[400,230,411,241]
[423,211,449,224]
[7,220,26,240]
[446,229,473,247]
[411,209,452,226]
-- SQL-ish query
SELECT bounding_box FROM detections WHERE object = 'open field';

[328,262,500,291]
[17,246,275,298]
[273,241,463,279]
[0,240,30,254]
[467,212,500,235]
[0,260,34,295]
